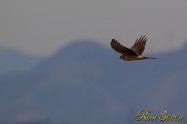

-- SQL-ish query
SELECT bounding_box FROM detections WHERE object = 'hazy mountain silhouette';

[0,47,45,75]
[0,40,187,124]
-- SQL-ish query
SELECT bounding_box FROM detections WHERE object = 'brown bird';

[111,35,156,61]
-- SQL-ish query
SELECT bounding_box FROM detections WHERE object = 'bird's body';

[120,55,143,61]
[111,36,156,61]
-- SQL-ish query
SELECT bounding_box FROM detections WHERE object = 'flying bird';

[111,35,156,61]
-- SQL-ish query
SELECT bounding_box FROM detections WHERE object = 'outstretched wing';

[111,39,137,56]
[131,35,147,55]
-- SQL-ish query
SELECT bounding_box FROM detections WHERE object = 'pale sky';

[0,0,187,56]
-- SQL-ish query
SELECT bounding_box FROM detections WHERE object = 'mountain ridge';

[0,47,45,75]
[0,40,187,124]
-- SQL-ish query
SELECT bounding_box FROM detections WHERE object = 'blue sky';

[0,0,187,56]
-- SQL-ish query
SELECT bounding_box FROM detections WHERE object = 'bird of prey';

[111,35,156,61]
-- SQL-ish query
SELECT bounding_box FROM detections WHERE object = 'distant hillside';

[0,47,45,75]
[0,40,187,124]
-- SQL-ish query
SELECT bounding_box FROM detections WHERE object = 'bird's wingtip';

[111,38,117,42]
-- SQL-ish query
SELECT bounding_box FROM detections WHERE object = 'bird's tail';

[143,56,156,59]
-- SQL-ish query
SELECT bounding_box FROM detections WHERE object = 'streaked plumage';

[111,35,156,61]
